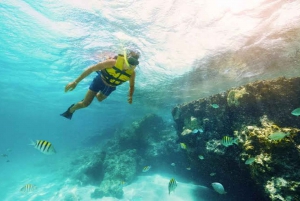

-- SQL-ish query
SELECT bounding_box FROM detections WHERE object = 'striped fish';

[20,184,37,192]
[31,140,56,155]
[221,136,238,147]
[142,166,151,172]
[168,178,177,195]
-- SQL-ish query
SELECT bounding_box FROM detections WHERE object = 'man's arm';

[64,59,115,92]
[128,71,136,104]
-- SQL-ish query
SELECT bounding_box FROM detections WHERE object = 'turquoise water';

[1,0,300,200]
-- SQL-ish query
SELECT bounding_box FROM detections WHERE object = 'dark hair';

[129,50,140,60]
[128,57,139,66]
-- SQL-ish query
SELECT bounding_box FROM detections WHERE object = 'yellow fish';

[142,166,151,172]
[168,178,177,195]
[20,184,37,192]
[221,136,238,147]
[180,143,187,149]
[31,140,56,155]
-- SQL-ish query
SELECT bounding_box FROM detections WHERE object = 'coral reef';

[91,149,138,199]
[238,116,300,201]
[227,87,249,106]
[171,76,300,201]
[65,149,106,186]
[67,114,181,199]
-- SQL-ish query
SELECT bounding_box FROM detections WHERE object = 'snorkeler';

[60,50,140,120]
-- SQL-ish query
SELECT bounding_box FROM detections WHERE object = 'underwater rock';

[67,150,106,186]
[238,118,300,201]
[91,149,138,199]
[227,87,249,107]
[172,77,300,201]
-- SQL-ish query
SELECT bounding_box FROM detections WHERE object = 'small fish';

[20,184,37,192]
[221,136,238,147]
[291,107,300,116]
[168,178,177,195]
[211,104,219,109]
[210,173,216,176]
[186,167,191,170]
[192,128,204,134]
[171,163,175,166]
[1,154,8,157]
[198,155,204,160]
[180,143,187,149]
[142,166,151,172]
[211,182,226,194]
[31,140,56,155]
[268,131,290,141]
[120,180,126,186]
[245,157,255,165]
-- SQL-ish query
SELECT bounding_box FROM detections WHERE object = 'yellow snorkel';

[123,48,130,67]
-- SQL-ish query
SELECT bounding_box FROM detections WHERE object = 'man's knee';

[82,100,92,107]
[96,93,107,102]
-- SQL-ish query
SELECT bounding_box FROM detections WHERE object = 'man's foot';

[60,104,75,120]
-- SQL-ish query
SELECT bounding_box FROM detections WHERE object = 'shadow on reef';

[172,76,300,201]
[65,114,188,199]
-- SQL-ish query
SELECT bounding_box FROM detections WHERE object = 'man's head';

[127,50,140,68]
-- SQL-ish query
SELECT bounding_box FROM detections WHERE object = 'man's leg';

[96,92,107,102]
[70,89,97,113]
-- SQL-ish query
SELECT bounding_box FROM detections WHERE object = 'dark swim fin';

[60,104,75,120]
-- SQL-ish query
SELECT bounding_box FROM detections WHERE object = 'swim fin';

[60,104,75,120]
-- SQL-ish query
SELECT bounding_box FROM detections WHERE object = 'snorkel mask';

[124,49,139,69]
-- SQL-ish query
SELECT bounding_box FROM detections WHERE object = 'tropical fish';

[1,154,8,157]
[31,140,56,155]
[180,143,187,149]
[245,157,255,165]
[211,104,219,109]
[198,155,204,160]
[20,184,37,192]
[210,172,216,176]
[268,131,290,141]
[171,163,175,166]
[186,167,191,170]
[221,136,238,147]
[211,182,226,194]
[168,178,177,195]
[291,107,300,116]
[192,128,204,134]
[120,180,126,186]
[142,166,151,172]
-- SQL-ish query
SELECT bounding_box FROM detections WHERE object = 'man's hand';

[65,81,77,92]
[128,96,133,104]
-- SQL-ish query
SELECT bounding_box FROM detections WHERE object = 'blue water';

[1,0,300,200]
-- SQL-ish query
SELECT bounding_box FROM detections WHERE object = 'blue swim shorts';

[89,72,116,96]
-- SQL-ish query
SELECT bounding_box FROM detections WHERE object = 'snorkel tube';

[123,48,130,67]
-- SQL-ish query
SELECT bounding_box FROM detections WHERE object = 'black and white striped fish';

[20,184,37,192]
[31,140,56,155]
[221,136,238,147]
[168,178,177,195]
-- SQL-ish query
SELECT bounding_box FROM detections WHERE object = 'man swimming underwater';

[60,50,140,120]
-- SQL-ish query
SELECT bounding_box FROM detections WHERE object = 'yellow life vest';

[101,54,134,86]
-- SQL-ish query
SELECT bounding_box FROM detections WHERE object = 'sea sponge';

[183,116,201,130]
[227,87,248,106]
